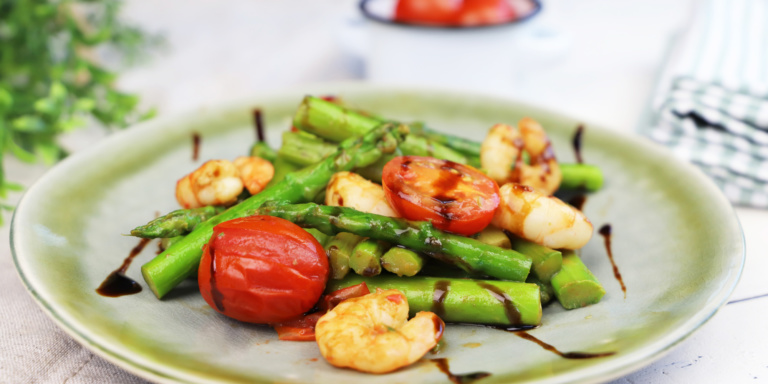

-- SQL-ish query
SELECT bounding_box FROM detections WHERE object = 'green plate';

[12,85,744,383]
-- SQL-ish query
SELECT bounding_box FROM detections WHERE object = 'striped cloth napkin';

[645,0,768,207]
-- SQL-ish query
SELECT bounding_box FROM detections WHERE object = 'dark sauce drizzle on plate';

[572,124,585,164]
[96,238,151,297]
[431,358,491,384]
[599,224,626,298]
[253,108,265,143]
[192,132,201,161]
[568,124,587,209]
[513,331,616,359]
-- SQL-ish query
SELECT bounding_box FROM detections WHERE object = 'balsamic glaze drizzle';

[96,238,151,297]
[599,224,626,299]
[253,108,265,143]
[192,132,201,161]
[572,124,584,164]
[431,358,491,384]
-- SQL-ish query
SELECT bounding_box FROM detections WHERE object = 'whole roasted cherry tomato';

[382,156,500,236]
[394,0,462,25]
[198,216,328,324]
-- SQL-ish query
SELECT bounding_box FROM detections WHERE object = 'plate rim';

[11,82,746,384]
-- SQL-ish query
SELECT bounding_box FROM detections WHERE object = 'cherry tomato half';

[198,216,329,324]
[382,156,500,236]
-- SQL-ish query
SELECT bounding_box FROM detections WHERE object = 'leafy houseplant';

[0,0,158,215]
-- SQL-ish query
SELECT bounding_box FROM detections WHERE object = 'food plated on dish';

[12,86,744,383]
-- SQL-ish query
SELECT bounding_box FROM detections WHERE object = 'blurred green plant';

[0,0,160,218]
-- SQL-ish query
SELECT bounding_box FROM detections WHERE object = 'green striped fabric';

[644,0,768,207]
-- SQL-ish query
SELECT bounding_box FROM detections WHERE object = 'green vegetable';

[349,239,389,276]
[381,246,425,277]
[140,123,408,298]
[509,235,563,283]
[0,0,160,209]
[326,232,365,280]
[526,274,555,305]
[305,228,330,247]
[293,96,468,164]
[277,131,336,166]
[266,157,301,187]
[131,206,226,238]
[474,225,511,249]
[328,275,542,326]
[249,142,278,163]
[255,203,532,282]
[551,251,606,309]
[559,163,604,191]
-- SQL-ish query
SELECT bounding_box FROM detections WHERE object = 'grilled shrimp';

[176,160,244,209]
[480,119,562,195]
[233,156,274,195]
[326,172,398,217]
[315,288,444,374]
[492,183,592,249]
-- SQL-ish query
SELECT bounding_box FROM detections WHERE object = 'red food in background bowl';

[393,0,536,27]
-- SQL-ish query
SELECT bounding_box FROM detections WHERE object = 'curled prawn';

[492,183,592,250]
[176,160,244,209]
[233,156,274,195]
[481,118,562,195]
[315,288,444,374]
[326,172,398,217]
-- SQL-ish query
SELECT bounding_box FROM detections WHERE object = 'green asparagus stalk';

[140,123,409,298]
[354,150,400,183]
[255,203,531,282]
[408,121,480,158]
[349,239,389,276]
[559,163,604,192]
[509,235,562,283]
[305,228,330,247]
[551,251,606,309]
[399,135,468,164]
[526,275,555,305]
[277,131,336,166]
[266,157,301,187]
[293,96,468,164]
[328,275,542,326]
[420,259,476,278]
[326,232,364,280]
[159,236,184,252]
[131,206,227,238]
[474,225,511,249]
[381,246,425,277]
[249,141,278,163]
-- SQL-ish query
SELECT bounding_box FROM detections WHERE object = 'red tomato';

[382,156,500,236]
[394,0,463,25]
[457,0,516,26]
[198,216,328,324]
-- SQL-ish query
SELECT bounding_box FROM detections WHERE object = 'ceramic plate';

[12,85,744,383]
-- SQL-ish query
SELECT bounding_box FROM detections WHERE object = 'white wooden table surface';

[2,0,765,382]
